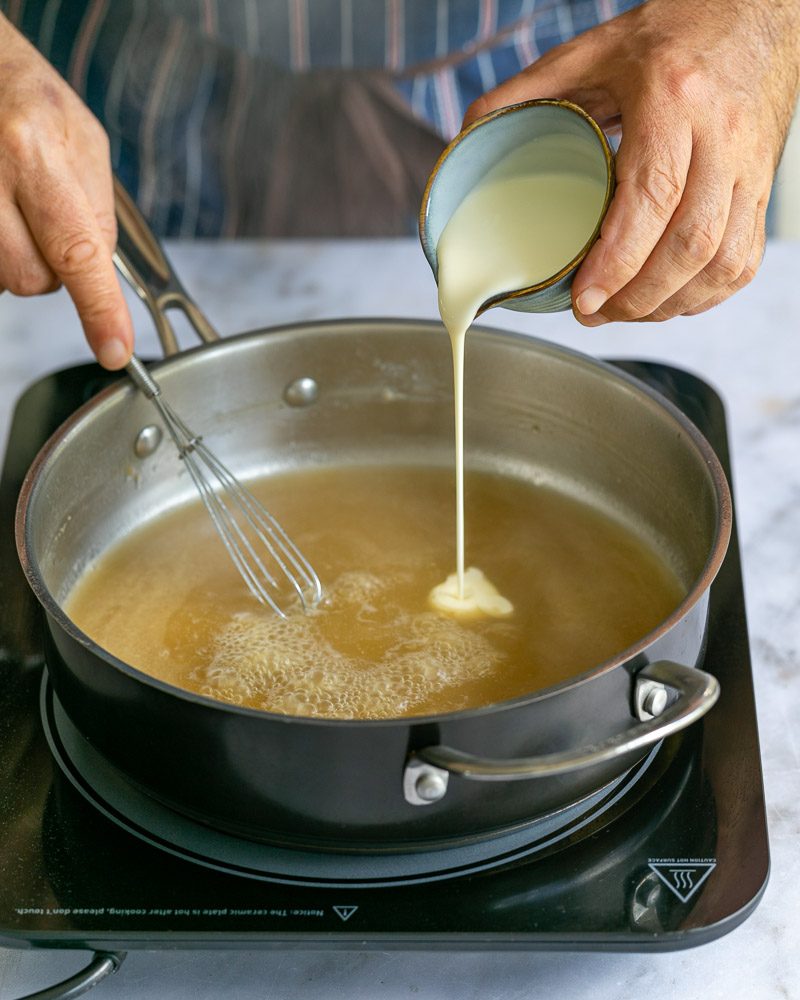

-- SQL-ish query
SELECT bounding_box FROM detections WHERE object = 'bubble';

[195,570,503,719]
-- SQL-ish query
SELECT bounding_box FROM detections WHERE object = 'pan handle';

[402,661,719,805]
[112,176,219,356]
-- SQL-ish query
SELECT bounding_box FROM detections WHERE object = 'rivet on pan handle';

[402,661,719,805]
[112,176,220,357]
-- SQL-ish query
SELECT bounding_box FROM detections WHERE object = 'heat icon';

[648,861,717,903]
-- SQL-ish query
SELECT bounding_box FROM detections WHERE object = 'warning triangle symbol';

[648,862,716,903]
[333,905,358,922]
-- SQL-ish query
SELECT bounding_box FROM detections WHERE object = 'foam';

[193,570,503,719]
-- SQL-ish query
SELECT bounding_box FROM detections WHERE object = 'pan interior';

[62,462,686,720]
[24,324,723,716]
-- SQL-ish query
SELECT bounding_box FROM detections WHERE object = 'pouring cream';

[430,134,608,617]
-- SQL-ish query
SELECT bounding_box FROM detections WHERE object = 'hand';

[0,15,133,367]
[463,0,800,325]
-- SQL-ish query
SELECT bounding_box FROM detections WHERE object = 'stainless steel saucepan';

[15,182,729,852]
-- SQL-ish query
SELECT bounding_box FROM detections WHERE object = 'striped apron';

[2,0,639,235]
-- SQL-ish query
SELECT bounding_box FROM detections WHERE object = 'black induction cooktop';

[0,361,769,995]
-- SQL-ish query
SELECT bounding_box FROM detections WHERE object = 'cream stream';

[430,137,607,616]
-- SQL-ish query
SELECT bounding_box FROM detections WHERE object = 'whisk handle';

[113,176,220,356]
[126,355,161,399]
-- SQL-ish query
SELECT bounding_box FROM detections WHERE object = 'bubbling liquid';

[64,466,685,720]
[199,574,504,718]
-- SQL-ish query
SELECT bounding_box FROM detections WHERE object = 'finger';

[643,184,758,320]
[68,116,117,252]
[79,163,117,256]
[17,170,133,369]
[683,197,768,316]
[463,57,571,125]
[595,134,734,322]
[572,106,693,322]
[0,200,59,296]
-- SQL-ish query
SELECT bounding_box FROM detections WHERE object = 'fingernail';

[97,338,131,370]
[575,286,608,316]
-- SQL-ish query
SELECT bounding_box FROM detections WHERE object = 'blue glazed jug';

[419,99,614,315]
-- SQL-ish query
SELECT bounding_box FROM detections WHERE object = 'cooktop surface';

[0,360,768,960]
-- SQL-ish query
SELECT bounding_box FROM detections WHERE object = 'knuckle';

[0,115,40,162]
[603,240,645,283]
[737,230,767,288]
[94,210,118,249]
[603,288,654,321]
[642,302,677,322]
[668,220,719,271]
[6,266,58,297]
[683,301,714,317]
[736,260,760,288]
[703,240,748,286]
[43,232,104,277]
[660,287,707,318]
[78,288,122,324]
[663,64,708,107]
[632,163,683,220]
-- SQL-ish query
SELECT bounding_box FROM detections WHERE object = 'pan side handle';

[113,176,219,356]
[402,662,719,806]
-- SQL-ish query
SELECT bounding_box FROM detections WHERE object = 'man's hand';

[464,0,800,325]
[0,14,133,367]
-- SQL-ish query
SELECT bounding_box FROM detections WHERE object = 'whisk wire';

[127,356,323,619]
[181,447,289,613]
[202,451,322,606]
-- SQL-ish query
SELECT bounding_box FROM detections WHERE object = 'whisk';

[111,177,322,619]
[126,356,323,620]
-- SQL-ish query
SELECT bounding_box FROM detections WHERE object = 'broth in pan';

[65,466,684,720]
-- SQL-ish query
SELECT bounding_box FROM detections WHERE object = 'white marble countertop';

[0,239,798,1000]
